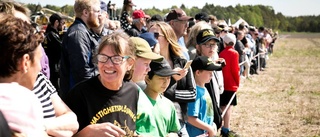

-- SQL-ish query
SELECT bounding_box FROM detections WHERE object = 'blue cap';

[139,32,158,49]
[100,1,108,12]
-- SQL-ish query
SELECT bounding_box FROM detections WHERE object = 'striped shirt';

[33,73,56,119]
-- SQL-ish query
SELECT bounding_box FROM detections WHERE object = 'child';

[136,59,181,137]
[186,56,218,137]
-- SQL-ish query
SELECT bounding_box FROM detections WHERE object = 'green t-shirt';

[136,91,180,137]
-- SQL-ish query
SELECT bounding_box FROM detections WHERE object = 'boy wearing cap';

[219,33,240,137]
[186,56,219,137]
[136,59,180,137]
[130,37,163,90]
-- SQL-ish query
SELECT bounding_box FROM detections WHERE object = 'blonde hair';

[186,21,212,49]
[152,22,183,57]
[74,0,99,17]
[0,1,30,16]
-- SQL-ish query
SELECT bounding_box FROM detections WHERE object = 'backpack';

[205,78,223,129]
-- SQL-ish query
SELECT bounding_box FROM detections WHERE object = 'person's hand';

[172,67,188,81]
[166,133,179,137]
[206,124,217,137]
[215,58,226,67]
[83,122,126,137]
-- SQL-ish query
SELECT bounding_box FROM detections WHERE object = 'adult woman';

[0,13,47,136]
[149,22,196,136]
[120,0,135,31]
[65,31,139,136]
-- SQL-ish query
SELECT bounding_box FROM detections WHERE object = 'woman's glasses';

[154,32,164,39]
[97,54,129,65]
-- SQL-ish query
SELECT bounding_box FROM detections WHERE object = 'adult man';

[127,10,148,37]
[219,33,240,137]
[166,8,193,60]
[43,13,65,91]
[60,0,101,97]
[91,0,113,42]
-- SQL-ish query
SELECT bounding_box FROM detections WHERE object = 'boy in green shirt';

[136,59,181,137]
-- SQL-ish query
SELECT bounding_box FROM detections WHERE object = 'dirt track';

[231,33,320,137]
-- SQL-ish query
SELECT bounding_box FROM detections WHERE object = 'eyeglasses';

[202,43,217,48]
[97,54,129,65]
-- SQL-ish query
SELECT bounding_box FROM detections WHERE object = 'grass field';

[231,33,320,137]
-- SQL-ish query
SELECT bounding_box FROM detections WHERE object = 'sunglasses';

[153,32,164,39]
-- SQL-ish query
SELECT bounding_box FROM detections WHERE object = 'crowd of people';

[0,0,278,137]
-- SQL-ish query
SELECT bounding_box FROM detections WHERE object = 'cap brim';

[154,70,179,77]
[129,3,136,6]
[178,16,193,21]
[198,36,220,45]
[138,52,163,61]
[204,63,222,71]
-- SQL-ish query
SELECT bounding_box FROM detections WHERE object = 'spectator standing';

[234,31,246,77]
[166,8,194,60]
[136,59,180,137]
[0,1,50,78]
[65,31,138,136]
[120,0,135,31]
[149,22,196,137]
[187,56,219,137]
[43,13,64,91]
[127,10,148,37]
[194,29,225,129]
[0,13,47,136]
[130,37,163,90]
[219,33,240,137]
[60,0,101,97]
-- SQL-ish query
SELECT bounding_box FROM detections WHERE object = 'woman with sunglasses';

[149,22,196,137]
[65,31,139,136]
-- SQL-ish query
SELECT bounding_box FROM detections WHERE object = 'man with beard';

[43,13,65,92]
[60,0,101,99]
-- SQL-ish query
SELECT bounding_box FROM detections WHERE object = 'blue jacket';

[60,18,99,98]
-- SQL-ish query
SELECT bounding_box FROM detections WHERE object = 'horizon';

[19,0,320,17]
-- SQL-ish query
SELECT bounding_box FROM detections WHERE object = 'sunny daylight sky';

[19,0,320,17]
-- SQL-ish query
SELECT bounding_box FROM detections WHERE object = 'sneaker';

[221,130,240,137]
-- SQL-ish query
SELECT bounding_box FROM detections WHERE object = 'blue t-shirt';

[178,37,190,61]
[186,86,213,137]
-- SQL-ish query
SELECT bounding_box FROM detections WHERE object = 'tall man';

[60,0,101,98]
[44,13,65,91]
[166,8,193,60]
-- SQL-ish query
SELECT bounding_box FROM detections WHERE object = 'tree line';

[26,3,320,32]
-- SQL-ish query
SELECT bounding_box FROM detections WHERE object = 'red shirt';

[219,46,240,92]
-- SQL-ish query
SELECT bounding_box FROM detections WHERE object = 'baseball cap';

[191,56,221,71]
[150,14,164,22]
[129,37,163,60]
[123,0,136,6]
[49,13,62,24]
[195,12,209,22]
[139,32,158,49]
[165,8,193,22]
[149,59,179,77]
[100,1,108,12]
[132,10,148,19]
[196,29,220,45]
[222,33,236,45]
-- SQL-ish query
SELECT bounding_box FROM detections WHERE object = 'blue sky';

[19,0,320,17]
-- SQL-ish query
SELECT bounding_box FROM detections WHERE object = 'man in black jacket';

[43,13,64,91]
[60,0,100,99]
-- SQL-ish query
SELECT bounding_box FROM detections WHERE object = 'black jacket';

[43,25,62,71]
[60,18,99,98]
[164,50,196,121]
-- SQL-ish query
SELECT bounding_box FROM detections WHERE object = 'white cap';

[223,33,236,45]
